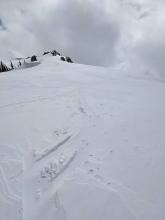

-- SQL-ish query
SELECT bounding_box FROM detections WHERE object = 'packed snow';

[0,55,165,220]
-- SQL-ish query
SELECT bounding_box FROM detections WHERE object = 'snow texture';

[0,55,165,220]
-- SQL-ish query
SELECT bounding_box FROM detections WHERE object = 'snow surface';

[0,56,165,220]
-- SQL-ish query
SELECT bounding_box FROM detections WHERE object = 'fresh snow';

[0,56,165,220]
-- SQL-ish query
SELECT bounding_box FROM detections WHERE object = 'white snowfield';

[0,56,165,220]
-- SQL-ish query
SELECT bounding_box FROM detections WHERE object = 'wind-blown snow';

[0,56,165,220]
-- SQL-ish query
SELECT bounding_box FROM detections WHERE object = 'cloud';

[121,0,165,76]
[0,0,38,59]
[0,0,121,65]
[0,0,165,76]
[25,0,121,66]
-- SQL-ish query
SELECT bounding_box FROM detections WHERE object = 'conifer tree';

[1,61,5,72]
[10,60,14,69]
[0,61,9,72]
[0,61,2,72]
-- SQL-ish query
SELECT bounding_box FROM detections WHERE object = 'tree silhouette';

[18,61,22,67]
[0,61,9,72]
[10,60,14,69]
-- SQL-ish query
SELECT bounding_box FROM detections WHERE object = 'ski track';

[51,151,77,182]
[0,96,57,109]
[0,166,21,209]
[35,135,72,162]
[39,151,77,183]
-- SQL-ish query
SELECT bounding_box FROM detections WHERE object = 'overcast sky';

[0,0,165,76]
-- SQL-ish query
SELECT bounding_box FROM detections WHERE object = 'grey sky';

[0,0,165,76]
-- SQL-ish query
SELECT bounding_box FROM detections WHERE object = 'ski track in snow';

[0,165,22,220]
[0,166,21,201]
[0,96,57,109]
[35,135,72,162]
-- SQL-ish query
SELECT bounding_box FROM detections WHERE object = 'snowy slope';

[0,56,165,220]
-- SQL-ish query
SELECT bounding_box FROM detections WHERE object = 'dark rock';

[60,56,65,61]
[66,56,73,63]
[43,51,50,56]
[31,55,37,62]
[51,50,57,56]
